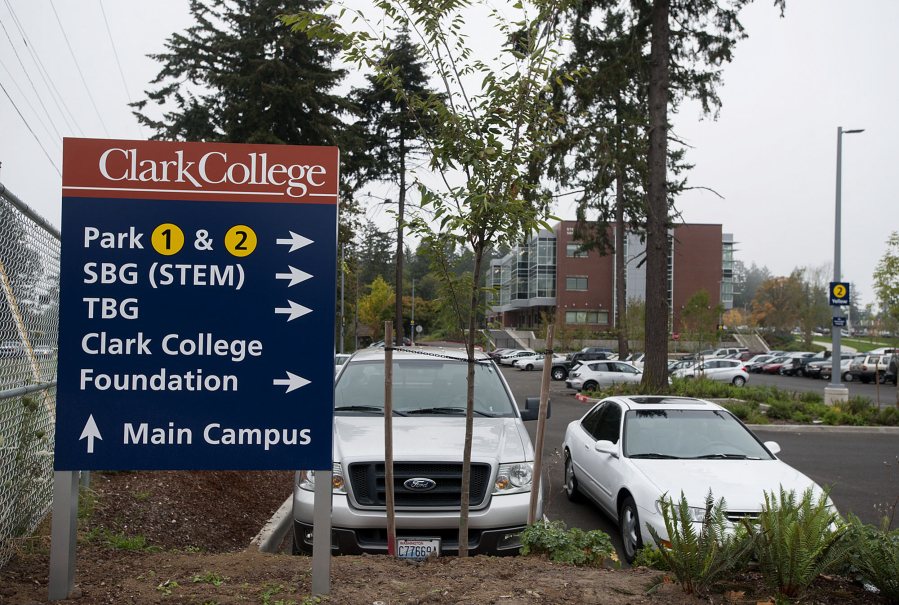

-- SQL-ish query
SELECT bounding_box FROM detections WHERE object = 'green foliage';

[681,290,725,354]
[647,490,754,595]
[744,486,849,599]
[634,543,670,571]
[520,520,618,567]
[842,514,899,600]
[82,526,158,551]
[193,571,228,586]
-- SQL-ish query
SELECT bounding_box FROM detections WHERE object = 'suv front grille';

[348,462,492,508]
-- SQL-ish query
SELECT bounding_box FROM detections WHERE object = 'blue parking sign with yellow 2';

[829,282,850,306]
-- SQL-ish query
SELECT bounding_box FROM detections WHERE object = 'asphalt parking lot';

[502,364,899,563]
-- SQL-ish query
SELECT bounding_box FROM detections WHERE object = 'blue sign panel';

[833,316,847,327]
[55,139,338,470]
[829,282,850,306]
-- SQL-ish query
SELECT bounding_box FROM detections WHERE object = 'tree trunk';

[395,135,406,344]
[644,0,670,390]
[458,240,484,557]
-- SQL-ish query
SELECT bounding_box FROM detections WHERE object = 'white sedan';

[562,396,827,563]
[497,349,536,365]
[672,358,749,386]
[565,361,643,391]
[512,352,566,371]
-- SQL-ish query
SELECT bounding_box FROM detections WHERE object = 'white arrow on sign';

[276,231,313,253]
[79,415,102,453]
[274,372,311,393]
[275,300,312,321]
[275,266,313,287]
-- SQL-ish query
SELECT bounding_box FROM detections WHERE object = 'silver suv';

[292,347,547,558]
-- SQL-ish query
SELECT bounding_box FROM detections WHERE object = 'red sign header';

[62,138,339,203]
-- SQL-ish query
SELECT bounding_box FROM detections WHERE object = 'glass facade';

[565,310,609,325]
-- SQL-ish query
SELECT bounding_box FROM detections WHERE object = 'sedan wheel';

[525,364,534,371]
[551,367,567,381]
[843,372,853,382]
[619,496,644,564]
[732,376,746,387]
[564,455,582,502]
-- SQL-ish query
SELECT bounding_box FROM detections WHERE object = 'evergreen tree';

[132,0,369,245]
[353,30,437,343]
[356,221,395,288]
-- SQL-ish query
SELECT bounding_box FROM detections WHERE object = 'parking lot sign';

[55,138,338,471]
[829,282,850,306]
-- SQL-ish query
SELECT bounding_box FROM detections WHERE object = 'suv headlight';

[298,463,346,494]
[493,462,533,494]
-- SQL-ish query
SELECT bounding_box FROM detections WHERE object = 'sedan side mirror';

[764,441,781,455]
[594,439,619,458]
[520,396,552,421]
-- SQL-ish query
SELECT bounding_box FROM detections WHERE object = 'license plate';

[397,538,441,561]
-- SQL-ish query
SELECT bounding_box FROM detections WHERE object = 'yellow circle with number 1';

[224,225,257,257]
[151,223,185,255]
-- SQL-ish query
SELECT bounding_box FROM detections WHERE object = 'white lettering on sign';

[124,422,193,445]
[83,263,139,285]
[160,333,262,362]
[83,298,139,319]
[80,368,237,392]
[84,226,144,249]
[203,424,311,449]
[98,148,328,198]
[149,263,244,290]
[82,332,152,355]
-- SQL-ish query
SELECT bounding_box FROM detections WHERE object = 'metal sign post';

[51,138,338,598]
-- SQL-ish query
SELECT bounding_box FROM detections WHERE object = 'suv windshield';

[335,359,517,417]
[624,409,774,460]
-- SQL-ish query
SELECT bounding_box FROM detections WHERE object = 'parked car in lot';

[848,354,892,384]
[335,353,351,376]
[565,361,643,392]
[809,357,853,382]
[712,347,748,358]
[723,351,764,362]
[667,359,695,374]
[882,354,898,385]
[778,353,816,376]
[513,352,566,371]
[487,348,516,360]
[745,354,775,371]
[562,395,828,563]
[293,346,548,558]
[498,349,538,366]
[759,357,792,374]
[621,353,645,370]
[679,349,716,362]
[671,358,749,386]
[551,350,615,381]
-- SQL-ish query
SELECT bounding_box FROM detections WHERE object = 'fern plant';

[646,490,754,594]
[845,513,899,602]
[744,486,849,598]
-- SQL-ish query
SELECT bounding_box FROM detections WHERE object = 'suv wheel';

[583,381,598,392]
[551,367,567,381]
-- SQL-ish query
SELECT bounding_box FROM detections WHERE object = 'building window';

[566,276,588,291]
[566,243,588,258]
[565,310,609,324]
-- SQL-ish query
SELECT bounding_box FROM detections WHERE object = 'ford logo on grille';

[404,478,437,491]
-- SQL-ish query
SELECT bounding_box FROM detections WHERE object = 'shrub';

[634,543,670,571]
[744,486,849,598]
[846,395,874,415]
[519,520,617,567]
[842,514,899,601]
[647,490,754,595]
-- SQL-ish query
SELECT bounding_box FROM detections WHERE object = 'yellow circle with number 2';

[224,225,257,257]
[151,223,185,255]
[833,284,846,298]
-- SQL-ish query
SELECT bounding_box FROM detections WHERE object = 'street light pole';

[826,126,863,404]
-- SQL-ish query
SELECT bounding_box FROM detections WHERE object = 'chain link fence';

[0,182,60,568]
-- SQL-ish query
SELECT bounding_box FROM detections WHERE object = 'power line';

[0,17,63,144]
[48,0,111,137]
[2,0,84,136]
[0,56,62,152]
[98,0,143,139]
[0,79,62,177]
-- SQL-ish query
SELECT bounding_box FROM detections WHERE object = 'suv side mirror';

[520,397,551,421]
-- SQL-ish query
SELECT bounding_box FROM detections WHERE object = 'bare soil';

[0,470,890,605]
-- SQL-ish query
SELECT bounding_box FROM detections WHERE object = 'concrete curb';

[248,495,293,554]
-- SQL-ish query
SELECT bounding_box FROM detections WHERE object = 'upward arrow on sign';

[79,415,102,453]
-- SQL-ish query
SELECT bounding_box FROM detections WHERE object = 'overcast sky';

[0,0,894,307]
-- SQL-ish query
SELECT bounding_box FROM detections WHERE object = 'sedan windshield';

[624,409,774,460]
[335,359,517,417]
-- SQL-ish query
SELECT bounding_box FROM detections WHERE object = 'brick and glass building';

[486,221,733,331]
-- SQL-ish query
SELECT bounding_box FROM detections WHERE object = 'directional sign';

[55,138,338,471]
[830,282,850,306]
